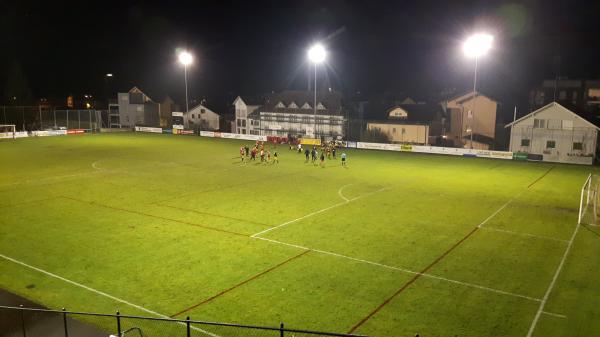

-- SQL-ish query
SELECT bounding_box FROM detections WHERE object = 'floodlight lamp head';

[178,51,193,66]
[308,44,326,64]
[463,33,493,58]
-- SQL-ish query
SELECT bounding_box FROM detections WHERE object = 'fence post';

[116,310,122,337]
[20,304,26,337]
[54,108,57,128]
[62,308,69,337]
[280,322,284,337]
[186,316,191,337]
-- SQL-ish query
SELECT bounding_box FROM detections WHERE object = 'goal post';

[578,173,600,225]
[0,124,16,139]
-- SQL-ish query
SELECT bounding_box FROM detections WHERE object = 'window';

[547,119,562,129]
[533,119,546,128]
[521,139,530,147]
[573,142,583,150]
[546,140,556,149]
[201,109,205,114]
[559,90,567,100]
[191,114,195,119]
[236,119,241,127]
[242,120,246,127]
[241,129,246,134]
[588,88,600,99]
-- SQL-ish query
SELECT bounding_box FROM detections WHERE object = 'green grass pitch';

[1,133,600,337]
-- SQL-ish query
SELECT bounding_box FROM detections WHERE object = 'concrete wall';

[367,122,429,144]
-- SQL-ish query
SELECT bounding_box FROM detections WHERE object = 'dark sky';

[2,0,600,112]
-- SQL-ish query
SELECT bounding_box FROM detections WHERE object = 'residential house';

[158,96,178,128]
[529,79,600,115]
[506,102,599,165]
[233,90,345,138]
[443,91,498,149]
[110,87,160,128]
[233,96,262,135]
[182,104,220,131]
[366,104,445,145]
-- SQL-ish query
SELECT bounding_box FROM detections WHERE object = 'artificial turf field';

[1,133,600,337]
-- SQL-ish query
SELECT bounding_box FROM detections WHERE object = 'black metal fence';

[0,306,369,337]
[0,106,106,132]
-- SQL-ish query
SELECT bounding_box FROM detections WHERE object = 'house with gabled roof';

[111,86,160,128]
[506,102,599,165]
[442,90,498,149]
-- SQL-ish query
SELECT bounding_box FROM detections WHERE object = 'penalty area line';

[251,186,390,238]
[0,253,220,337]
[252,237,542,304]
[526,222,580,337]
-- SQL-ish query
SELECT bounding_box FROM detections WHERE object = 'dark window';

[521,139,530,146]
[191,114,195,119]
[201,109,205,114]
[546,140,556,149]
[573,142,583,150]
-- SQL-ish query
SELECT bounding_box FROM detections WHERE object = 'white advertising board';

[200,131,266,141]
[135,126,163,133]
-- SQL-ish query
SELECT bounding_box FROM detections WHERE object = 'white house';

[181,104,220,131]
[233,96,261,135]
[233,90,345,139]
[506,102,599,165]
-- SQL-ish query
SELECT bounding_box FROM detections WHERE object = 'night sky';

[2,0,600,114]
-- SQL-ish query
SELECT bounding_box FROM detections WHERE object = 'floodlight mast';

[178,51,193,113]
[307,44,326,139]
[462,33,493,149]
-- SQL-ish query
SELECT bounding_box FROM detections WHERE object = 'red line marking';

[170,250,310,318]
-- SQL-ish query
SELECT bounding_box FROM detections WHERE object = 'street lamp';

[307,43,326,138]
[463,33,493,149]
[178,50,193,113]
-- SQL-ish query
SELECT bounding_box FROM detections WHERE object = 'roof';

[188,103,219,116]
[385,104,442,123]
[445,90,498,105]
[505,102,600,129]
[263,90,343,115]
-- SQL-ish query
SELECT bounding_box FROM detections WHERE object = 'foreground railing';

[0,305,369,337]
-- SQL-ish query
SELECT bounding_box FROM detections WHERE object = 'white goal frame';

[578,173,598,225]
[0,124,16,139]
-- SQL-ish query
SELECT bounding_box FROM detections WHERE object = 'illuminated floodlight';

[463,33,493,58]
[178,51,193,66]
[308,44,326,64]
[106,73,113,77]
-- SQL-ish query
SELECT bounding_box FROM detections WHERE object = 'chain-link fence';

[0,306,369,337]
[0,106,106,132]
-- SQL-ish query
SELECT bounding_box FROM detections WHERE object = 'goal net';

[578,174,600,225]
[0,124,16,139]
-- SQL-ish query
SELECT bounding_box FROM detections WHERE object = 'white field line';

[91,160,103,170]
[541,311,567,319]
[478,190,526,228]
[338,184,353,202]
[479,227,569,244]
[251,186,390,238]
[253,236,542,303]
[0,171,104,189]
[0,253,220,337]
[526,222,581,337]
